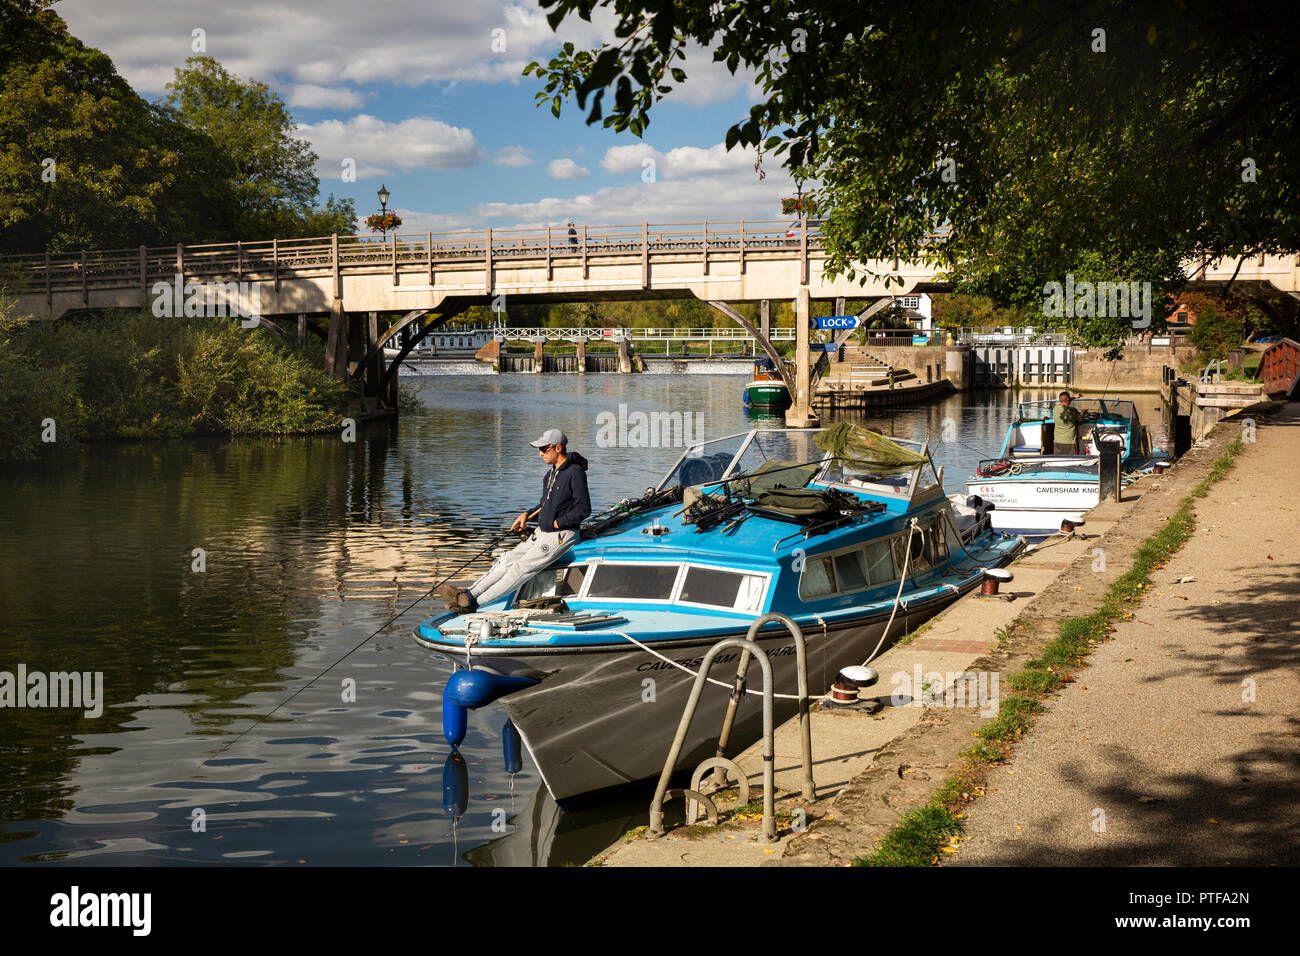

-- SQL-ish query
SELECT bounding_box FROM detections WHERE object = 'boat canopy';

[814,422,930,475]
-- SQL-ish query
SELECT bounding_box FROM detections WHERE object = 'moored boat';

[965,398,1166,535]
[415,425,1024,804]
[742,357,792,408]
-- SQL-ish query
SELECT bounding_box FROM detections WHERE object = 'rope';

[859,517,920,666]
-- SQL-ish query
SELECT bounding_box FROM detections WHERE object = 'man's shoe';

[436,582,461,604]
[455,589,478,612]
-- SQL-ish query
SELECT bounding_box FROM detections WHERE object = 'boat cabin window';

[515,563,589,603]
[864,539,897,584]
[584,563,680,601]
[678,566,766,612]
[893,520,947,572]
[798,536,901,600]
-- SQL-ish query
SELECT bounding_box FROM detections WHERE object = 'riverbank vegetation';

[0,301,351,462]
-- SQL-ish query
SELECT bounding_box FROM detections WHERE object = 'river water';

[0,373,1167,866]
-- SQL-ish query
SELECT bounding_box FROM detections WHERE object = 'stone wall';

[1071,344,1198,392]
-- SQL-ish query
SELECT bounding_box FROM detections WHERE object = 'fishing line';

[200,529,514,766]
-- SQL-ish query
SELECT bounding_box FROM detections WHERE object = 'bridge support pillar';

[533,338,545,373]
[297,313,307,350]
[326,300,348,379]
[786,288,817,427]
[617,338,632,373]
[760,299,771,340]
[366,312,384,401]
[575,338,586,373]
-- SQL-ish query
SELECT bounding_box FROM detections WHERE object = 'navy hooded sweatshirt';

[535,451,591,532]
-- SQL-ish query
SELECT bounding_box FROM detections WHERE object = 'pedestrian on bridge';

[567,220,578,251]
[439,428,591,612]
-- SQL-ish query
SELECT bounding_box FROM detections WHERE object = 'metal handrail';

[647,613,814,844]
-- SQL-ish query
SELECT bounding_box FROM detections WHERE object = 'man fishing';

[439,428,590,613]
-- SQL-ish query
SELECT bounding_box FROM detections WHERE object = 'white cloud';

[295,115,482,174]
[668,42,764,107]
[547,158,590,180]
[600,142,754,180]
[287,84,366,110]
[600,143,659,175]
[474,144,798,227]
[57,0,613,94]
[493,145,535,167]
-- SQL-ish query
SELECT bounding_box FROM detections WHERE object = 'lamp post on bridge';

[377,184,390,243]
[365,184,401,252]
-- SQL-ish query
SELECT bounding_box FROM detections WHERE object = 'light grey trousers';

[469,529,578,605]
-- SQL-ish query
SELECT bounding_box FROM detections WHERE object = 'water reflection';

[0,374,1166,865]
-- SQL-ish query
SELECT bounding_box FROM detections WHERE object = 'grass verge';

[853,435,1246,866]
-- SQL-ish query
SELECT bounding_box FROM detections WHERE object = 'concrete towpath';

[950,402,1300,865]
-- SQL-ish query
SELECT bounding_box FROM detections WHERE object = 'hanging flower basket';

[365,211,403,232]
[781,196,818,216]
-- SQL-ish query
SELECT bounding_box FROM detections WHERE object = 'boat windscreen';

[1018,399,1137,422]
[727,430,827,478]
[658,434,749,489]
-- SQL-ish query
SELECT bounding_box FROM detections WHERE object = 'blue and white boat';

[415,426,1024,804]
[965,398,1163,536]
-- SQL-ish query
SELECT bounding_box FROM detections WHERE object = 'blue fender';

[442,751,468,818]
[442,669,539,749]
[502,719,523,774]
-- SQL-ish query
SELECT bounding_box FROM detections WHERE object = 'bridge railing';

[0,220,848,295]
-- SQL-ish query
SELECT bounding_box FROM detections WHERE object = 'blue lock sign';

[814,315,858,330]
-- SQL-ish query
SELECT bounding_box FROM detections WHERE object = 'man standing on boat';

[439,429,590,612]
[1052,391,1084,455]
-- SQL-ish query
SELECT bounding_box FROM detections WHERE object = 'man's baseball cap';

[530,428,568,448]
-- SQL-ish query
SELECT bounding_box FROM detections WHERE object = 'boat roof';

[569,488,937,567]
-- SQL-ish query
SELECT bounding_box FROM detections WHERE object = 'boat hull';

[966,473,1098,536]
[743,382,791,408]
[418,586,975,804]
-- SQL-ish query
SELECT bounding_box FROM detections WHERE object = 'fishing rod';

[200,527,517,767]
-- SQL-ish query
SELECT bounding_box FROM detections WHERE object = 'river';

[0,374,1168,866]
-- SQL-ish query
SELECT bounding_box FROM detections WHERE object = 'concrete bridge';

[4,221,1298,425]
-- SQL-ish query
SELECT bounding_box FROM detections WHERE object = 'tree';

[0,4,235,252]
[526,1,1300,348]
[164,56,338,240]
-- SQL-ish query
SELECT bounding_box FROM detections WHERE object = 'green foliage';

[854,803,964,867]
[0,10,349,252]
[1187,302,1246,360]
[527,1,1300,350]
[931,294,1029,331]
[0,301,350,460]
[163,56,336,240]
[0,6,235,252]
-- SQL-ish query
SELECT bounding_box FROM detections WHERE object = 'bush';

[0,303,351,460]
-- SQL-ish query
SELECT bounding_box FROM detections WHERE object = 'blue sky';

[59,0,802,235]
